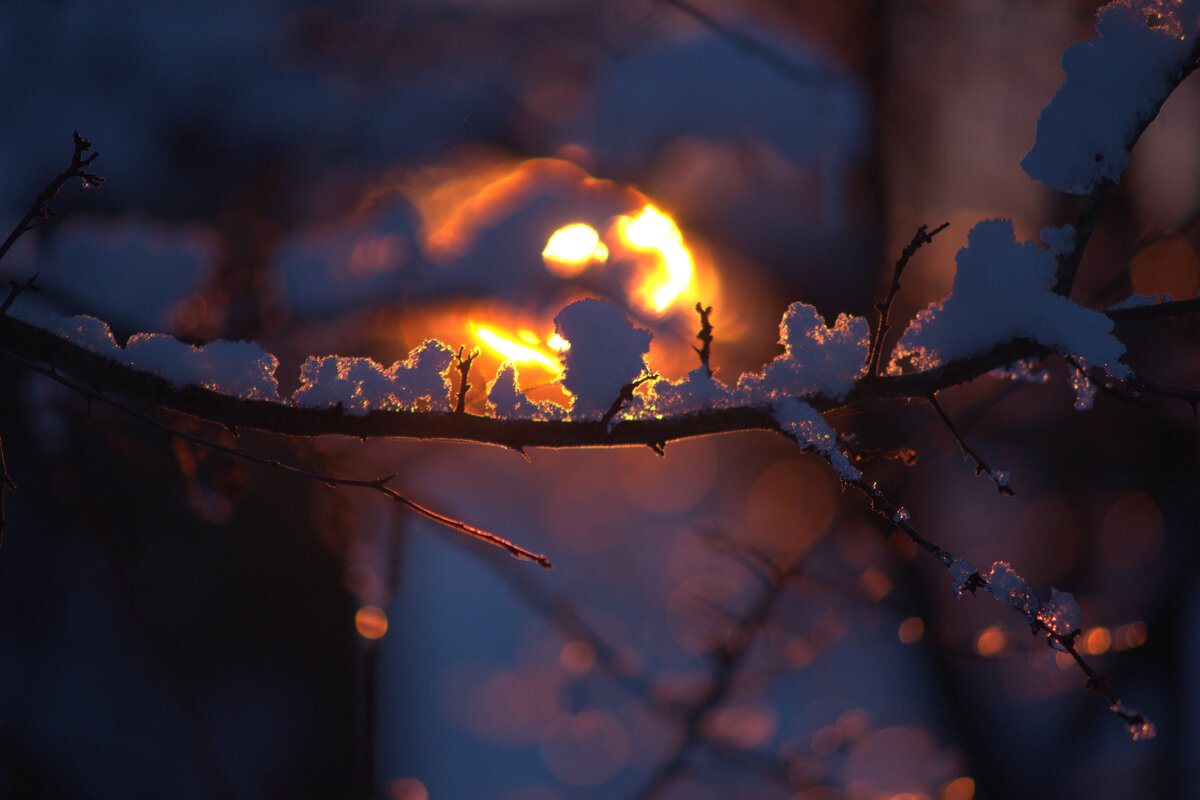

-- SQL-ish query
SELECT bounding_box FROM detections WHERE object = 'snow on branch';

[1022,0,1200,194]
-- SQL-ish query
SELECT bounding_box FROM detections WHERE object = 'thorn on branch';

[867,221,949,377]
[927,393,1014,495]
[839,433,918,467]
[454,345,480,414]
[0,132,104,267]
[648,441,666,456]
[693,302,714,377]
[601,372,658,428]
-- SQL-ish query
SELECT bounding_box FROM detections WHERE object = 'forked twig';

[927,393,1014,495]
[867,222,950,376]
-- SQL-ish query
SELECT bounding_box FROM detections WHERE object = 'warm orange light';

[898,616,924,644]
[356,606,388,639]
[941,777,975,800]
[1082,626,1112,655]
[472,324,564,374]
[614,204,695,313]
[543,223,608,276]
[975,626,1006,658]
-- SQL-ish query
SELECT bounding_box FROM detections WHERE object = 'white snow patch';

[486,362,567,421]
[293,340,454,416]
[983,561,1040,620]
[948,558,978,598]
[125,334,281,401]
[1038,588,1082,639]
[13,308,281,401]
[1022,0,1200,194]
[771,396,860,481]
[554,298,652,419]
[889,219,1129,377]
[737,302,868,403]
[645,367,735,416]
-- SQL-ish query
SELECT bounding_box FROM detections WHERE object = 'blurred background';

[1,1,1199,798]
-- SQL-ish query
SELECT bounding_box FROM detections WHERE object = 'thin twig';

[7,352,551,568]
[867,222,950,376]
[601,372,658,427]
[658,0,836,89]
[0,273,40,315]
[453,345,479,414]
[927,393,1014,495]
[693,302,714,377]
[0,132,104,267]
[633,551,799,800]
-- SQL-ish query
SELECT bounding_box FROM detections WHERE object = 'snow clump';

[125,333,281,401]
[737,302,868,403]
[1022,0,1200,194]
[554,298,652,419]
[645,367,735,416]
[487,362,567,420]
[889,219,1129,377]
[771,396,860,481]
[293,340,454,415]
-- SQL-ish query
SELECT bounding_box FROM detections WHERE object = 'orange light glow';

[897,616,924,644]
[941,778,975,800]
[614,204,695,313]
[472,324,564,374]
[356,605,388,639]
[543,223,608,275]
[975,626,1006,658]
[1082,626,1112,655]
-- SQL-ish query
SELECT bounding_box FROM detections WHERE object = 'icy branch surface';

[1022,0,1200,194]
[889,220,1129,377]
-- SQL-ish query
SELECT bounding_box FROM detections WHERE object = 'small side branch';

[0,132,104,266]
[927,393,1014,495]
[453,346,479,414]
[867,222,949,376]
[693,302,714,377]
[601,372,658,428]
[0,273,40,316]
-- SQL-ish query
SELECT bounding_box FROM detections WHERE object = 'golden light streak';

[614,204,695,313]
[543,223,608,276]
[473,324,564,374]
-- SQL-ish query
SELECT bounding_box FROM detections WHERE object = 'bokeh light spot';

[898,617,924,644]
[974,626,1006,658]
[356,605,388,639]
[387,777,429,800]
[539,710,631,786]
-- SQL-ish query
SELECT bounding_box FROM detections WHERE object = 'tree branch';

[868,222,949,377]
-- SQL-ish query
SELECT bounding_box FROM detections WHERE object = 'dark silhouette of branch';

[693,302,714,377]
[927,393,1014,495]
[453,345,479,414]
[0,132,103,267]
[1107,296,1200,323]
[633,550,800,800]
[4,349,551,567]
[868,222,950,376]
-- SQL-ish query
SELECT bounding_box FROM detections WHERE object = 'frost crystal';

[948,559,978,597]
[738,303,869,403]
[487,362,567,420]
[293,340,454,415]
[889,219,1130,378]
[771,396,860,481]
[554,298,652,419]
[1037,588,1082,638]
[1023,0,1200,194]
[893,507,910,523]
